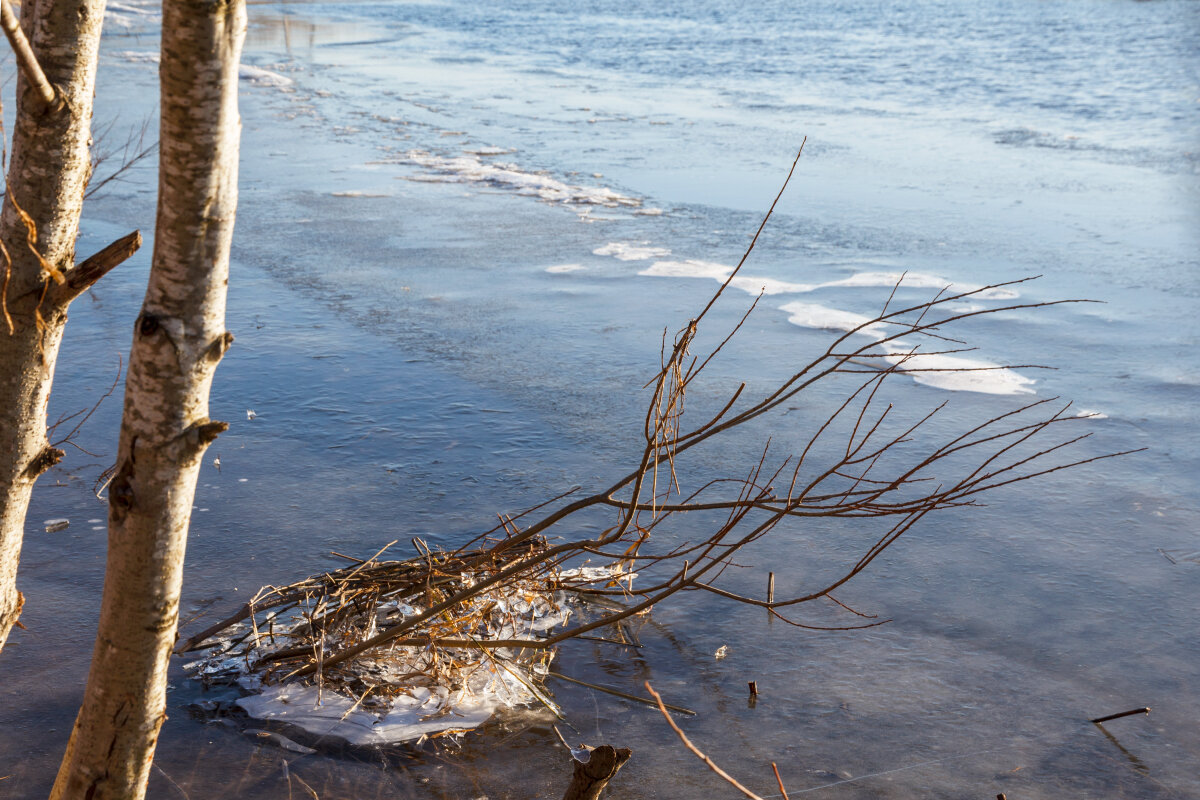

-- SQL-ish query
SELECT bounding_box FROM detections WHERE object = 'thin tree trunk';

[50,0,245,796]
[0,0,110,651]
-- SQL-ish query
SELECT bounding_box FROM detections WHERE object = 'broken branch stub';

[562,745,633,800]
[54,230,142,305]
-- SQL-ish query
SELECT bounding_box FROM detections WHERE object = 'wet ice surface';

[3,0,1199,797]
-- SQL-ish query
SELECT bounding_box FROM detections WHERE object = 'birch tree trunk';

[50,0,246,796]
[0,0,113,651]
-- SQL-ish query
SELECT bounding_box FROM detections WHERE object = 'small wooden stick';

[1090,707,1150,724]
[748,681,758,696]
[548,672,696,715]
[771,762,790,800]
[767,572,775,603]
[645,681,766,800]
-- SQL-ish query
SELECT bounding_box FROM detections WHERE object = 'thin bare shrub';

[179,149,1131,732]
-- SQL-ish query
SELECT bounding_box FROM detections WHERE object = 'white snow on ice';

[593,242,672,261]
[779,300,1037,395]
[403,152,643,212]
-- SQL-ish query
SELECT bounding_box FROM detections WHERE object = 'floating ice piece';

[43,519,69,533]
[546,264,585,273]
[642,260,812,294]
[779,301,1037,396]
[112,50,160,63]
[556,564,638,589]
[642,262,1020,301]
[105,0,161,29]
[640,260,730,280]
[403,151,642,209]
[239,65,293,88]
[880,343,1036,395]
[243,728,317,754]
[236,662,539,746]
[593,243,672,261]
[819,271,1020,300]
[1075,409,1108,419]
[246,410,257,420]
[714,645,729,659]
[779,301,885,336]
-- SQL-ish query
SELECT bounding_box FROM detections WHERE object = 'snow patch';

[113,50,160,64]
[780,300,1036,396]
[403,151,642,211]
[240,65,294,88]
[594,243,672,261]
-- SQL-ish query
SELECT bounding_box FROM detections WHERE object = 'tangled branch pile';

[179,537,635,745]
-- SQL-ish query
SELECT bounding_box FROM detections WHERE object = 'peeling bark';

[0,0,107,651]
[49,0,246,795]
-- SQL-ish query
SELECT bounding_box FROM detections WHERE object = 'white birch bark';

[0,0,110,650]
[50,0,246,796]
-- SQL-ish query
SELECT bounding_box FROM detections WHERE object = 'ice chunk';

[594,243,671,261]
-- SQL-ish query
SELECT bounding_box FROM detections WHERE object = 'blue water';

[3,0,1198,797]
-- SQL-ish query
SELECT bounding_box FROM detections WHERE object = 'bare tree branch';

[0,0,60,112]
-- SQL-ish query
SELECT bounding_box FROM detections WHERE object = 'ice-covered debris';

[43,519,69,533]
[714,645,728,659]
[181,543,634,746]
[556,563,637,591]
[237,669,532,747]
[402,151,642,210]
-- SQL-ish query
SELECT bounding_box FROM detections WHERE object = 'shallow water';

[2,1,1198,797]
